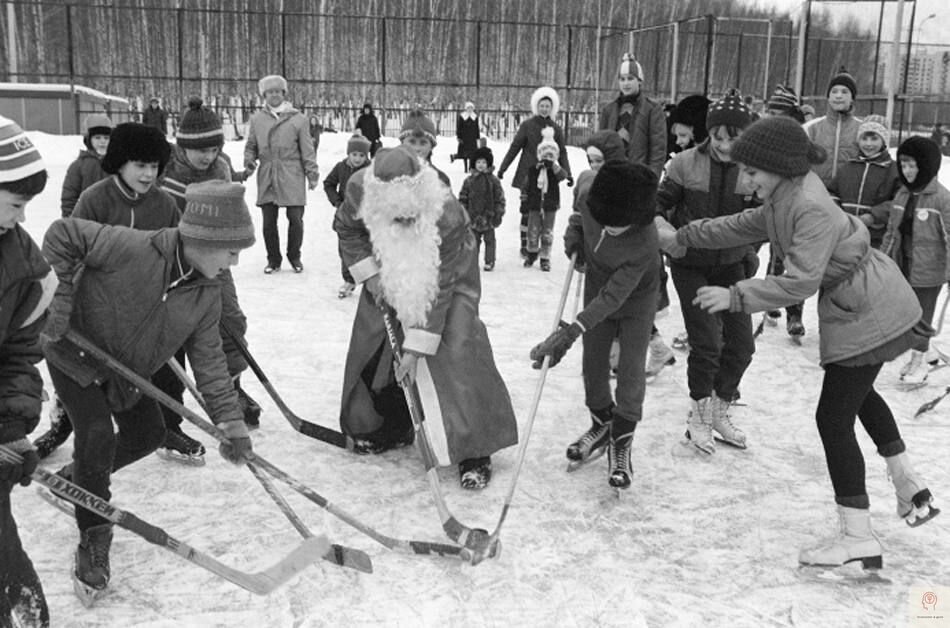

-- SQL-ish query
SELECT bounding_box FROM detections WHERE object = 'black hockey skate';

[459,456,492,490]
[902,489,941,527]
[566,406,612,472]
[607,434,633,491]
[157,424,206,466]
[74,524,113,608]
[33,398,73,459]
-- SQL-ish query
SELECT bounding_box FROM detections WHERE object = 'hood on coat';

[530,86,560,119]
[897,136,941,192]
[584,130,626,163]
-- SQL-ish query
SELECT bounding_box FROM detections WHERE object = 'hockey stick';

[221,321,354,450]
[0,445,328,596]
[62,330,469,561]
[473,254,578,563]
[380,309,493,562]
[166,359,373,573]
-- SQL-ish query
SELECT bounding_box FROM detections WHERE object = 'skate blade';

[73,574,107,608]
[789,335,803,346]
[905,504,941,527]
[155,448,206,466]
[898,380,929,392]
[713,435,748,450]
[670,439,714,459]
[765,316,779,327]
[797,561,890,585]
[646,357,676,378]
[565,447,607,473]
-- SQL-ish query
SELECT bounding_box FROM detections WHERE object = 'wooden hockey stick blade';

[915,386,950,417]
[0,446,328,595]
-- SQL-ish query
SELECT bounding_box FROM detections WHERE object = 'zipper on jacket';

[832,117,841,179]
[594,229,608,254]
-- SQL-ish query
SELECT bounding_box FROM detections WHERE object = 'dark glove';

[566,176,574,188]
[497,169,505,180]
[0,441,39,488]
[530,322,583,369]
[564,227,585,267]
[217,420,252,465]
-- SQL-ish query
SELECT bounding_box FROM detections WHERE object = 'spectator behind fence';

[453,102,480,172]
[355,103,382,157]
[142,97,169,135]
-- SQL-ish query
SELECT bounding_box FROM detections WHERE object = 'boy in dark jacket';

[827,115,899,250]
[326,133,372,297]
[42,181,256,603]
[531,161,660,490]
[523,127,567,271]
[0,115,54,628]
[61,114,113,217]
[459,146,505,271]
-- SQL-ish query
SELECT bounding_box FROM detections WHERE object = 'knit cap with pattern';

[857,114,889,147]
[767,85,799,114]
[179,181,256,249]
[0,115,46,182]
[731,115,825,177]
[399,109,438,147]
[347,133,372,155]
[706,88,752,131]
[177,97,224,150]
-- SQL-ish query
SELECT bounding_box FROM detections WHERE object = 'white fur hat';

[536,127,559,161]
[530,86,560,119]
[258,75,288,96]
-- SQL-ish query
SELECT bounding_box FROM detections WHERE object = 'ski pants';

[0,487,49,627]
[816,362,905,509]
[49,365,167,531]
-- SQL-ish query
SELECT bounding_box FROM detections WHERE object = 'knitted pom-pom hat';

[0,115,45,183]
[731,115,826,177]
[399,109,438,147]
[176,97,224,150]
[707,88,752,132]
[857,114,890,148]
[828,67,857,99]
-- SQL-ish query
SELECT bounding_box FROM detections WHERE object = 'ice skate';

[566,406,612,472]
[645,331,676,379]
[709,394,747,449]
[798,506,883,572]
[32,397,73,459]
[671,331,689,351]
[337,281,356,298]
[672,397,715,457]
[607,431,634,491]
[899,350,929,388]
[74,524,113,608]
[539,259,551,272]
[766,310,781,326]
[885,452,941,527]
[459,456,492,490]
[787,314,805,344]
[156,424,206,466]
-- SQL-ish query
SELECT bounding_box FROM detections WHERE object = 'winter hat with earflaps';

[347,133,372,156]
[897,136,941,192]
[857,114,890,148]
[176,97,224,150]
[470,146,494,169]
[399,109,438,147]
[731,115,827,178]
[0,115,45,182]
[587,161,658,228]
[706,88,753,132]
[258,74,288,96]
[668,95,711,144]
[179,181,256,250]
[100,122,171,176]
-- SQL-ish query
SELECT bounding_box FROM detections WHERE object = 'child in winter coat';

[530,161,660,490]
[459,146,505,271]
[658,115,937,572]
[522,127,567,271]
[827,115,900,250]
[878,136,950,385]
[61,114,113,217]
[398,109,451,188]
[805,68,862,187]
[654,89,759,455]
[0,116,54,628]
[326,133,372,297]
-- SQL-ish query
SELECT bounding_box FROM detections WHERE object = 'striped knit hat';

[767,84,800,113]
[618,53,644,81]
[177,97,224,150]
[0,116,46,183]
[179,181,255,250]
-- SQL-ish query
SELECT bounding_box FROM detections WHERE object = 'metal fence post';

[703,14,715,96]
[177,6,184,107]
[671,20,679,103]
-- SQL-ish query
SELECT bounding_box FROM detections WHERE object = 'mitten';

[563,226,585,267]
[42,295,72,344]
[497,169,505,180]
[530,322,583,369]
[0,437,39,487]
[217,419,252,465]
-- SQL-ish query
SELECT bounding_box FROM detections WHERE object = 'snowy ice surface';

[11,129,950,628]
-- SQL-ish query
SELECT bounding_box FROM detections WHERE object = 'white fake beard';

[360,167,447,328]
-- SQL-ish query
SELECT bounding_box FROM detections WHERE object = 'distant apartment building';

[881,49,950,95]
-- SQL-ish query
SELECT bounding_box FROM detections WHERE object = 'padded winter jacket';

[497,115,571,191]
[655,140,759,268]
[42,219,243,423]
[61,150,108,217]
[244,105,319,207]
[804,108,862,186]
[880,179,950,287]
[323,158,368,208]
[459,168,505,231]
[72,176,180,231]
[598,94,667,177]
[827,151,899,248]
[159,145,233,211]
[676,172,921,365]
[0,226,54,444]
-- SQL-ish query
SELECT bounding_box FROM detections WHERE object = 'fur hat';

[828,67,857,99]
[176,97,224,150]
[668,95,711,144]
[83,113,113,150]
[101,122,171,176]
[707,88,753,132]
[258,74,288,96]
[0,115,45,183]
[618,52,644,81]
[179,181,255,250]
[731,116,826,178]
[470,146,494,169]
[584,130,626,163]
[587,161,658,227]
[897,136,941,191]
[530,86,560,119]
[536,127,559,162]
[347,133,372,156]
[399,109,438,147]
[857,114,889,147]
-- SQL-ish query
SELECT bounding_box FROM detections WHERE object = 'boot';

[337,281,356,298]
[235,377,261,430]
[645,331,676,377]
[685,397,715,454]
[566,405,612,463]
[798,506,882,569]
[885,452,940,526]
[900,350,928,385]
[539,258,551,272]
[459,456,492,490]
[33,397,73,459]
[75,524,114,591]
[709,393,747,448]
[787,313,805,338]
[607,421,635,489]
[523,251,538,267]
